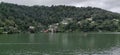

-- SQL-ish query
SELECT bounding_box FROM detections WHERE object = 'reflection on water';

[29,34,35,43]
[0,33,120,55]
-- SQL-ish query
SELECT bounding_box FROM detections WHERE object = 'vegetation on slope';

[0,2,120,33]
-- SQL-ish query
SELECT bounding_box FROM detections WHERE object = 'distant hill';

[0,2,120,33]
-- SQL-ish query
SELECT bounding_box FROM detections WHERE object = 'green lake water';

[0,32,120,55]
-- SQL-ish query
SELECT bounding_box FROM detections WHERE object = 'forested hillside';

[0,2,120,33]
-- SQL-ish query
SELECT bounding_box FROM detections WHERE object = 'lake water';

[0,33,120,55]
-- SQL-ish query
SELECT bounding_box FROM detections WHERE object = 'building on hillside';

[28,26,35,33]
[48,23,59,32]
[61,18,73,25]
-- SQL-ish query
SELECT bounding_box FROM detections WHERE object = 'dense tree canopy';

[0,2,120,33]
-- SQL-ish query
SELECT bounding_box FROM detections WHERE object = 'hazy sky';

[1,0,120,13]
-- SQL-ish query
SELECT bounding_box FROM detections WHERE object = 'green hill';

[0,2,120,33]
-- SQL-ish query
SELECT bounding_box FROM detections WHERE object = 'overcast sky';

[0,0,120,13]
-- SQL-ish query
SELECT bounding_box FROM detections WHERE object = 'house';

[48,23,59,32]
[61,18,73,25]
[29,26,35,33]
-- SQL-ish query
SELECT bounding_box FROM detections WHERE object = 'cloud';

[1,0,120,13]
[71,0,120,13]
[2,0,85,6]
